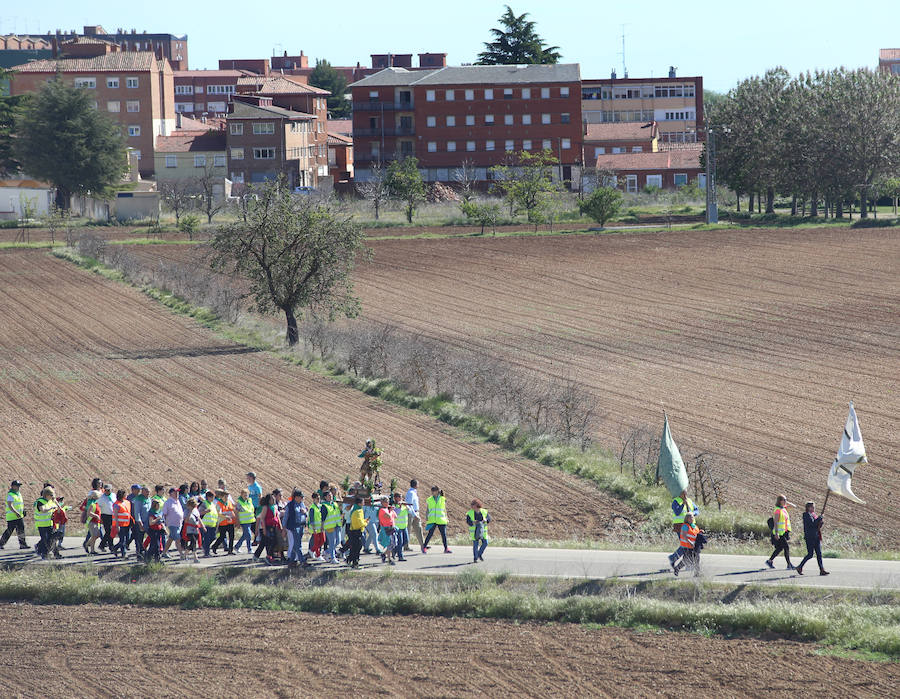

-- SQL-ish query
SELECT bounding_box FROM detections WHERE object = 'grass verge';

[0,567,897,660]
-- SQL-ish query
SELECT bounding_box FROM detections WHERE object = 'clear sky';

[3,0,894,92]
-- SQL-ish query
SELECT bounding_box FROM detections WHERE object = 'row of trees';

[710,67,900,217]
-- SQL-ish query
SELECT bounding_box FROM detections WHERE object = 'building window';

[561,138,571,149]
[446,115,456,126]
[368,90,378,99]
[560,87,569,97]
[165,155,177,168]
[561,113,570,124]
[252,122,275,135]
[253,148,275,159]
[542,139,551,150]
[128,125,141,137]
[426,116,436,127]
[523,139,532,150]
[504,114,513,125]
[503,88,513,99]
[541,87,550,98]
[214,154,226,167]
[126,77,139,88]
[505,139,514,151]
[594,147,605,156]
[484,89,493,100]
[206,102,226,113]
[447,141,456,152]
[74,77,96,89]
[674,173,688,187]
[231,172,244,183]
[427,141,437,152]
[485,140,495,151]
[465,115,475,126]
[107,101,120,113]
[485,114,495,125]
[632,146,643,153]
[445,89,454,101]
[194,154,207,167]
[175,85,193,95]
[625,174,638,193]
[231,148,244,160]
[131,150,141,160]
[107,78,119,89]
[466,140,476,152]
[230,123,243,135]
[612,147,624,154]
[522,88,531,99]
[176,103,193,113]
[646,174,663,189]
[541,113,551,124]
[426,90,435,101]
[664,110,694,121]
[207,85,235,95]
[522,114,531,125]
[465,89,474,100]
[126,100,140,113]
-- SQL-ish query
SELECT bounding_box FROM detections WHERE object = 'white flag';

[827,402,867,504]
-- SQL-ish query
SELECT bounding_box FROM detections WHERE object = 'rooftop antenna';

[619,24,629,79]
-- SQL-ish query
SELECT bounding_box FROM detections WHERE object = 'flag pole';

[820,489,831,516]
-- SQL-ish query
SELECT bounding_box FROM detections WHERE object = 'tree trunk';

[736,192,741,212]
[406,203,413,223]
[860,192,868,219]
[374,200,380,220]
[757,193,761,213]
[284,307,299,346]
[836,200,843,218]
[748,192,754,212]
[55,186,70,211]
[765,187,775,214]
[810,192,818,217]
[790,194,797,216]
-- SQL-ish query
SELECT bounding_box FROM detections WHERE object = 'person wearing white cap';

[0,480,28,550]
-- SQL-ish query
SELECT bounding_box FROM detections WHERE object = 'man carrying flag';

[658,414,698,572]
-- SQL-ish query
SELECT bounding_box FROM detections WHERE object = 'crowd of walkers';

[1,474,493,567]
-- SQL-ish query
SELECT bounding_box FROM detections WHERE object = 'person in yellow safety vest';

[235,488,256,554]
[321,491,343,564]
[200,492,219,558]
[466,499,492,563]
[0,480,29,550]
[111,489,133,559]
[766,494,795,570]
[346,495,367,568]
[667,490,699,571]
[392,492,409,562]
[422,486,452,554]
[33,487,58,559]
[307,492,325,561]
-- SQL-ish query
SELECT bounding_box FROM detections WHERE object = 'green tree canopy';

[14,78,126,209]
[0,67,25,176]
[308,59,350,119]
[579,186,622,227]
[385,156,426,223]
[477,5,561,65]
[490,149,562,223]
[209,177,366,345]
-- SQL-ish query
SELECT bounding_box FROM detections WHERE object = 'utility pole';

[705,122,718,224]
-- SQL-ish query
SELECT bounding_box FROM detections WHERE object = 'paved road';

[3,537,898,590]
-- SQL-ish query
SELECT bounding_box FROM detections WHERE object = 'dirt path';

[0,250,633,539]
[0,604,894,697]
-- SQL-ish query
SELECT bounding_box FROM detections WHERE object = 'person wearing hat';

[97,484,115,552]
[0,480,28,550]
[283,489,308,566]
[33,486,58,559]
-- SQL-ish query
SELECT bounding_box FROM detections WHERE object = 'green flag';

[658,414,689,497]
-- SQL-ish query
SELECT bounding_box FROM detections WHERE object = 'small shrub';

[178,214,201,239]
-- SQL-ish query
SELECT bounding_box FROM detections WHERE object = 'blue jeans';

[364,521,381,553]
[473,538,488,560]
[289,526,305,562]
[201,525,216,555]
[325,528,341,561]
[395,528,409,558]
[669,546,686,564]
[115,527,131,556]
[236,523,253,552]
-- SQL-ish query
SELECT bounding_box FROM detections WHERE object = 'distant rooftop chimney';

[610,69,617,79]
[668,66,676,78]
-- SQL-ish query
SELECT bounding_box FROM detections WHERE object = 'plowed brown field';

[2,604,896,697]
[0,250,632,538]
[120,227,900,543]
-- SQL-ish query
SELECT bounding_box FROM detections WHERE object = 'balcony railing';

[352,127,415,137]
[352,101,415,111]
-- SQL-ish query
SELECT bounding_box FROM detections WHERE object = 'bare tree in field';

[208,176,368,345]
[193,162,227,223]
[159,179,196,224]
[452,159,478,202]
[356,160,389,220]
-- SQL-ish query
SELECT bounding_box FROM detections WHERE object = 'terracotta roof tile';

[236,74,329,95]
[328,119,353,136]
[10,51,157,72]
[879,48,900,60]
[155,130,226,153]
[327,133,352,145]
[584,121,657,142]
[174,69,250,78]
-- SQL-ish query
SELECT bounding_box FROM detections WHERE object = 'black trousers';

[99,513,114,549]
[131,523,144,554]
[0,517,26,546]
[347,530,363,566]
[36,526,54,557]
[799,539,823,571]
[769,534,792,565]
[423,523,448,549]
[212,524,234,553]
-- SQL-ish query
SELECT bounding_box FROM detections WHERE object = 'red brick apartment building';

[879,49,900,75]
[226,96,318,188]
[31,25,188,70]
[350,63,582,184]
[173,69,248,115]
[581,70,703,144]
[10,51,175,178]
